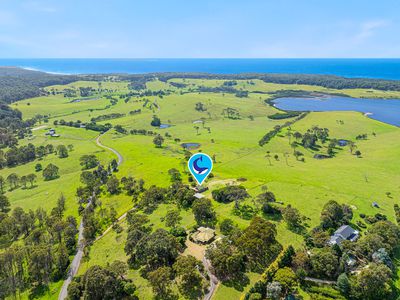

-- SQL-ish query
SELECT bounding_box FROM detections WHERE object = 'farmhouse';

[329,225,359,246]
[191,227,215,244]
[194,193,205,199]
[193,185,209,193]
[45,128,60,137]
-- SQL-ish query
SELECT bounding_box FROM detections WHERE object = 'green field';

[4,78,400,299]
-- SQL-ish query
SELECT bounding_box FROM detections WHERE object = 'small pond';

[273,96,400,126]
[159,124,172,129]
[181,143,201,150]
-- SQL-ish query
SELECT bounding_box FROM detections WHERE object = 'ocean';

[1,58,400,79]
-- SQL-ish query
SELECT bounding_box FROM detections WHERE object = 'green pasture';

[3,78,400,299]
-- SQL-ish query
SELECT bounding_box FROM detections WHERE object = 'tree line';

[0,194,78,299]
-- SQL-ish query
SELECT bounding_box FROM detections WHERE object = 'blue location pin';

[188,153,213,185]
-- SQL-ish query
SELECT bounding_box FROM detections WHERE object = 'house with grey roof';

[329,225,359,246]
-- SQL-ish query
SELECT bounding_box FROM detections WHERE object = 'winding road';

[58,133,123,300]
[203,256,219,300]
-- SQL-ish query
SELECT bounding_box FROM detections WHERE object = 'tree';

[266,281,282,300]
[80,264,134,300]
[205,237,246,281]
[351,263,392,300]
[192,198,216,227]
[43,163,59,180]
[265,151,272,166]
[320,200,352,229]
[0,175,4,193]
[219,218,237,236]
[273,267,297,297]
[173,255,206,298]
[168,168,182,183]
[212,185,249,209]
[282,205,302,229]
[106,175,120,194]
[0,194,10,212]
[28,245,53,285]
[26,173,37,187]
[310,247,338,279]
[56,145,69,158]
[35,163,42,172]
[7,173,19,190]
[195,102,206,111]
[153,134,164,148]
[165,209,182,228]
[55,193,66,217]
[20,176,27,189]
[135,229,180,271]
[54,243,70,280]
[278,245,295,268]
[348,141,357,154]
[148,266,174,299]
[337,273,351,296]
[67,281,82,300]
[80,155,99,170]
[237,216,280,271]
[108,260,128,279]
[139,185,166,213]
[150,115,161,127]
[368,220,400,253]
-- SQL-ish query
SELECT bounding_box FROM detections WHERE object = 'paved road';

[202,256,219,300]
[58,133,123,300]
[304,277,336,285]
[58,197,92,300]
[96,134,123,165]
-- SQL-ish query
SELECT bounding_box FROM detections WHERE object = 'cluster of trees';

[300,126,330,149]
[1,173,37,192]
[259,114,307,147]
[268,111,302,120]
[298,200,400,299]
[0,194,78,299]
[130,128,158,136]
[222,107,241,119]
[90,113,125,122]
[0,143,70,168]
[54,120,112,132]
[195,101,207,112]
[124,211,208,299]
[78,87,95,97]
[206,216,282,280]
[67,262,136,300]
[212,185,249,209]
[244,199,400,300]
[0,67,78,104]
[150,115,161,127]
[129,108,141,115]
[154,72,400,92]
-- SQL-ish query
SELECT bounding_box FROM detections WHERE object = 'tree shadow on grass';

[29,284,49,300]
[221,273,250,292]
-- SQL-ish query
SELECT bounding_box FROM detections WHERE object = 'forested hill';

[0,67,79,103]
[3,67,400,105]
[152,72,400,91]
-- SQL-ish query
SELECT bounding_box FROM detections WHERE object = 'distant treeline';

[151,72,400,92]
[90,113,125,122]
[259,113,308,146]
[55,119,112,133]
[0,67,79,103]
[268,111,302,120]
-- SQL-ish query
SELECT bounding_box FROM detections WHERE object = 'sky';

[0,0,400,58]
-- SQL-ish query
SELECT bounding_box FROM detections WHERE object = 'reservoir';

[273,96,400,127]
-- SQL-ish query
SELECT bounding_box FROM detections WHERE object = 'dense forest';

[0,67,79,104]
